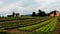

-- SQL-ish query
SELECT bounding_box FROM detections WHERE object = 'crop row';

[18,18,54,31]
[20,17,53,26]
[0,16,50,22]
[0,17,52,29]
[31,17,58,34]
[0,16,37,22]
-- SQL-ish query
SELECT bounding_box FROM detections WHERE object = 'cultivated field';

[0,16,59,34]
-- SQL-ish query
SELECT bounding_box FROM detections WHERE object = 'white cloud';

[0,0,60,16]
[0,1,4,5]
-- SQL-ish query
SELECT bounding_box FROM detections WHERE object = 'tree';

[16,13,19,16]
[39,9,42,13]
[12,12,15,16]
[37,9,46,16]
[38,9,42,16]
[32,12,36,16]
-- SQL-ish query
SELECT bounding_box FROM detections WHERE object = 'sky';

[0,0,60,16]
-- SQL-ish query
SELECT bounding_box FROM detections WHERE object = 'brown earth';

[0,28,22,34]
[54,19,60,34]
[6,28,21,34]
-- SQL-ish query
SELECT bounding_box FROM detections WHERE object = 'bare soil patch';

[54,19,60,34]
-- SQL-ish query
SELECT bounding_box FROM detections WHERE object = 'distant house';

[50,10,60,16]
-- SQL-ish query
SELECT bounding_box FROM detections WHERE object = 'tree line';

[32,9,50,16]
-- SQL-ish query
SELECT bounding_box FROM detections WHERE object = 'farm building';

[50,10,60,16]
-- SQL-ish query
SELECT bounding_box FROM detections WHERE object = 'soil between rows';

[54,18,60,34]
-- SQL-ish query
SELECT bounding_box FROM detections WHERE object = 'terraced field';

[0,16,59,34]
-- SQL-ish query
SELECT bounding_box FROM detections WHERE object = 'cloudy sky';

[0,0,60,16]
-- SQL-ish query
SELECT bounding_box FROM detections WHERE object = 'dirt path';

[54,19,60,34]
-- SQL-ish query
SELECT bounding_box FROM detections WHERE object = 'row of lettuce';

[18,17,58,34]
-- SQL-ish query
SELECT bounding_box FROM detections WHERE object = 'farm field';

[0,16,59,34]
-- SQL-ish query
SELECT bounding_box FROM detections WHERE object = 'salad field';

[0,16,59,34]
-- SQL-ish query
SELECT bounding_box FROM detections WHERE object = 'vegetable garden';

[0,16,59,34]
